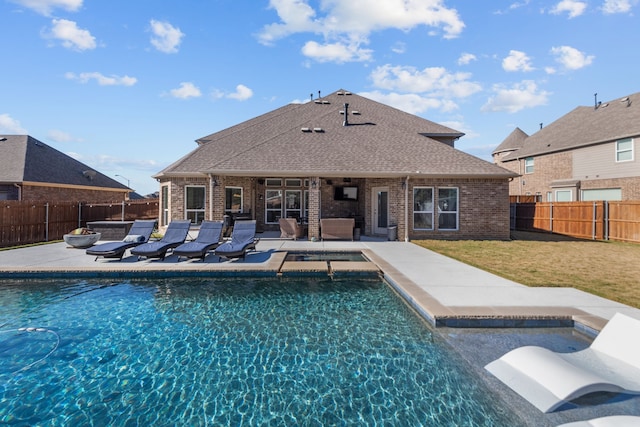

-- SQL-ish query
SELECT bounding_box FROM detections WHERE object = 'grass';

[414,231,640,309]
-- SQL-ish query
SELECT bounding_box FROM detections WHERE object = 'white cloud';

[10,0,82,16]
[45,19,96,51]
[149,20,184,54]
[494,1,531,14]
[258,0,464,63]
[550,0,587,18]
[457,52,477,65]
[169,82,201,99]
[391,42,406,54]
[369,64,482,99]
[301,40,373,63]
[227,84,254,101]
[502,50,534,72]
[481,81,550,113]
[47,129,79,142]
[602,0,635,14]
[550,45,594,70]
[359,91,457,114]
[0,114,28,134]
[65,72,137,86]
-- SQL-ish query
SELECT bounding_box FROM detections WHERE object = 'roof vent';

[301,127,312,132]
[621,97,631,107]
[313,128,324,133]
[352,110,360,115]
[343,103,349,126]
[0,137,7,142]
[82,170,97,180]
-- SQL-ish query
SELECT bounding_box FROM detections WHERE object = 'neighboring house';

[493,92,640,201]
[154,89,517,240]
[0,135,130,202]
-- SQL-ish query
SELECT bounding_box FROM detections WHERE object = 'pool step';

[278,260,380,277]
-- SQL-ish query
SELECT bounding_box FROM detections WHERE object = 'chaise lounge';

[173,220,223,261]
[485,312,640,413]
[130,220,191,261]
[86,219,157,261]
[215,220,259,260]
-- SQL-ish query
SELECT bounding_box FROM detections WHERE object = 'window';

[265,189,282,223]
[437,188,458,230]
[581,188,622,201]
[266,178,282,187]
[225,187,243,213]
[555,189,572,202]
[185,186,205,224]
[413,187,434,230]
[524,157,534,174]
[616,138,634,162]
[161,185,169,226]
[284,190,302,220]
[285,179,302,187]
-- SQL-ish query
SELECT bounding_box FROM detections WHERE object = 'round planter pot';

[63,233,101,248]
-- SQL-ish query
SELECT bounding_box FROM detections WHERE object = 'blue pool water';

[0,277,516,426]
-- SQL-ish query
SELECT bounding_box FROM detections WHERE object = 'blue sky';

[1,0,638,196]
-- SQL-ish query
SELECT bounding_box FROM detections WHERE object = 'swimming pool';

[0,277,516,426]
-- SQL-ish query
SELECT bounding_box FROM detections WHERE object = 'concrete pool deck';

[1,235,638,332]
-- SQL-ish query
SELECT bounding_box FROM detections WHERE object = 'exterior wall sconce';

[212,179,219,187]
[311,180,317,189]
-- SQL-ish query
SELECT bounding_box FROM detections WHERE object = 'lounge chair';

[86,219,157,261]
[485,313,640,413]
[130,220,191,261]
[279,218,306,240]
[214,220,259,260]
[173,220,223,261]
[557,415,640,427]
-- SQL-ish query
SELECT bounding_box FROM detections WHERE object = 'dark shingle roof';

[157,89,515,179]
[0,135,129,190]
[492,127,529,155]
[502,92,640,161]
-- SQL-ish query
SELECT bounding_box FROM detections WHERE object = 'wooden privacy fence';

[511,201,640,243]
[0,199,159,247]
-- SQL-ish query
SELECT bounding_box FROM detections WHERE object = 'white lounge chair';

[557,415,640,427]
[485,312,640,413]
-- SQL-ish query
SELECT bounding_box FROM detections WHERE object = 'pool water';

[285,251,368,262]
[0,277,515,426]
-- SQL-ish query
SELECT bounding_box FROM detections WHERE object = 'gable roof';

[501,91,640,161]
[156,89,515,179]
[0,135,129,190]
[492,127,528,155]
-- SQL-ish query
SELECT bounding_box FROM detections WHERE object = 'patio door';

[372,187,389,235]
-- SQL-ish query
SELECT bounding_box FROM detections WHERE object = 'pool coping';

[0,239,634,334]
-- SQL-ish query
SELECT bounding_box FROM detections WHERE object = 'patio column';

[308,177,321,240]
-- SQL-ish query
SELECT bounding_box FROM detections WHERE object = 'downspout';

[404,176,410,242]
[14,183,21,200]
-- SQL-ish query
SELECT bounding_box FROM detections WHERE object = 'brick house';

[154,89,517,241]
[493,92,640,201]
[0,135,130,202]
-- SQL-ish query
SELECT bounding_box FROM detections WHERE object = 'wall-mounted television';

[334,186,358,201]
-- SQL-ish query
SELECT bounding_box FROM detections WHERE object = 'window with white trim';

[524,157,534,174]
[265,189,282,224]
[161,185,169,226]
[616,138,634,162]
[413,187,434,230]
[225,187,243,214]
[284,190,302,220]
[437,188,458,230]
[185,185,205,224]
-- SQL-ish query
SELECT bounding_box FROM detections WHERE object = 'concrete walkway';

[1,237,637,331]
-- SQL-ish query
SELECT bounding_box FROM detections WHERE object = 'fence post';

[604,201,609,241]
[45,202,49,242]
[121,201,125,221]
[592,201,596,240]
[549,202,553,232]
